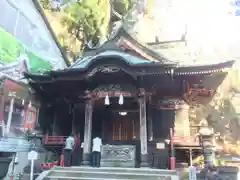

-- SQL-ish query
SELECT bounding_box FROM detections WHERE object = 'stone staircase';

[38,166,179,180]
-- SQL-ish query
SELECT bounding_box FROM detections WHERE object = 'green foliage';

[39,0,130,62]
[61,0,111,48]
[113,0,130,15]
[0,28,25,64]
[40,0,51,9]
[214,158,226,166]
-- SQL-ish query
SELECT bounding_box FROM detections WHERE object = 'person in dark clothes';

[64,133,74,167]
[92,135,102,167]
[72,132,81,166]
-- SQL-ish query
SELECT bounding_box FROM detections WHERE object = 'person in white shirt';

[92,136,102,167]
[64,133,74,166]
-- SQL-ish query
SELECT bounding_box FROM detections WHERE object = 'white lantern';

[104,95,110,105]
[118,94,124,105]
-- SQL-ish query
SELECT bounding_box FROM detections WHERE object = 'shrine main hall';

[25,51,234,168]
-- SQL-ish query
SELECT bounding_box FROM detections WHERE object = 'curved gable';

[71,51,155,70]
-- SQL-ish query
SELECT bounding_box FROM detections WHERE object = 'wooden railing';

[172,135,200,146]
[189,88,214,97]
[44,136,67,145]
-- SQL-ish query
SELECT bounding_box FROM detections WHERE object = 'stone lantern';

[199,126,214,167]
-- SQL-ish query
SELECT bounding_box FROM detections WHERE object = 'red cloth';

[60,153,64,167]
[74,136,81,149]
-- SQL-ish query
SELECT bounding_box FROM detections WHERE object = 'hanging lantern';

[170,69,174,81]
[28,101,32,108]
[22,99,25,105]
[104,95,110,105]
[119,112,127,116]
[119,94,124,105]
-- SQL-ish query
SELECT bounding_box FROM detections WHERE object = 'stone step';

[43,166,179,180]
[47,176,178,180]
[47,176,129,180]
[47,170,173,180]
[51,166,178,176]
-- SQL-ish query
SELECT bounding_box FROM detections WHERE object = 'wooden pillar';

[147,96,153,141]
[82,98,93,165]
[71,104,75,134]
[52,111,58,136]
[6,97,15,134]
[139,90,148,167]
[0,94,4,136]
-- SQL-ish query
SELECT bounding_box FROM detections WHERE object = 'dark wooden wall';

[152,108,175,140]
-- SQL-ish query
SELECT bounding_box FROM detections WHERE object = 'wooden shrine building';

[25,48,234,168]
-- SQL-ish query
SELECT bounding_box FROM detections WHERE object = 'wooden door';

[111,112,139,141]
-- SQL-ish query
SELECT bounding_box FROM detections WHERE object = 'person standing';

[72,132,81,166]
[64,133,74,167]
[92,136,102,167]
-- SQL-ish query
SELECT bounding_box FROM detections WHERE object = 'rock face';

[230,90,240,126]
[187,68,240,151]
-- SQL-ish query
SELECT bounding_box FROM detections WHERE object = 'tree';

[112,0,130,15]
[61,0,111,49]
[39,0,131,62]
[40,0,51,9]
